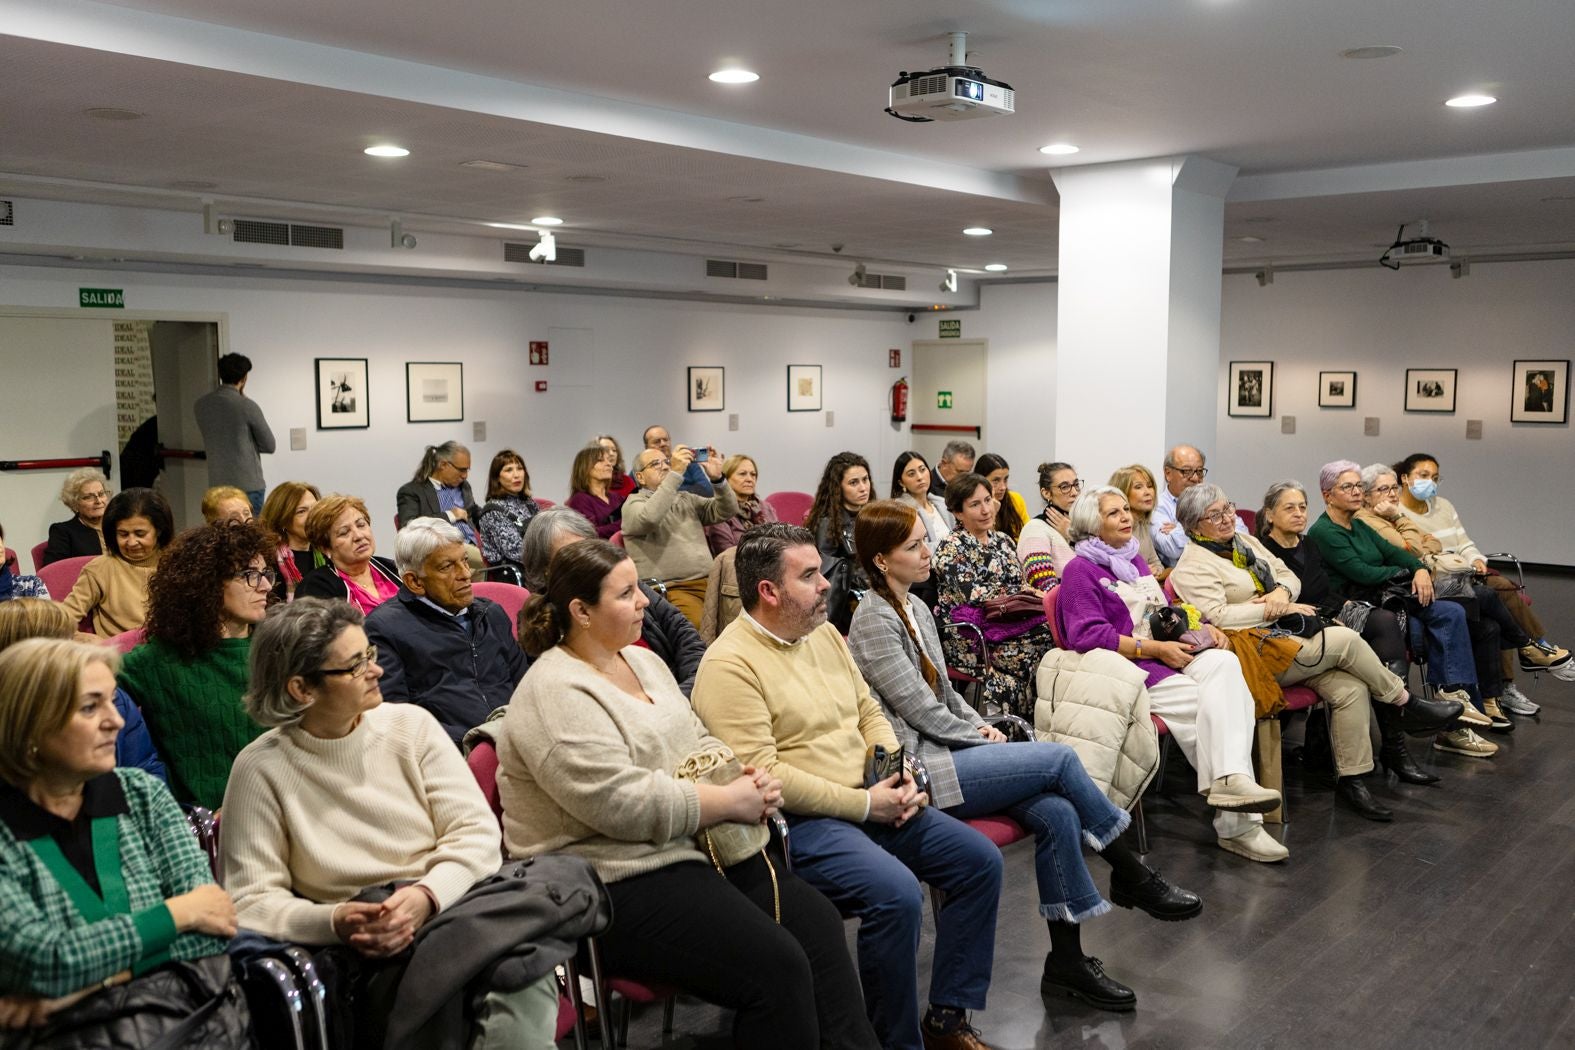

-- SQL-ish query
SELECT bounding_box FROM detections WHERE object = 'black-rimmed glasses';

[320,645,377,679]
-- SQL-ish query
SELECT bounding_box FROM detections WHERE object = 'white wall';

[0,264,911,553]
[975,282,1057,491]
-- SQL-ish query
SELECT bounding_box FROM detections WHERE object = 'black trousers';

[1359,608,1408,667]
[596,852,879,1050]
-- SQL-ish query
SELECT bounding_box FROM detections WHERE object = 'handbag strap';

[701,832,780,924]
[145,965,234,1050]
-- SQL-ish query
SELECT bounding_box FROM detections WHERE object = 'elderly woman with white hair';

[43,467,112,566]
[221,599,562,1049]
[1053,485,1287,862]
[1306,460,1498,761]
[1170,484,1462,822]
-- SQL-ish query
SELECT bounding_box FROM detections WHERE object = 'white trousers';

[1146,648,1263,840]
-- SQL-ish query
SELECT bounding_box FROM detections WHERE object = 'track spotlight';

[1450,257,1470,279]
[848,262,867,287]
[528,229,556,262]
[940,268,958,293]
[1255,263,1274,287]
[390,219,417,250]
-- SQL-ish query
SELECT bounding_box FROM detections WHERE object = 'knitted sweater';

[58,554,158,637]
[693,618,898,822]
[496,646,711,884]
[1306,513,1422,597]
[118,637,265,809]
[1398,496,1483,566]
[620,472,738,584]
[221,704,499,946]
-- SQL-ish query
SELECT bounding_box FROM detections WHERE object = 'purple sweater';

[1055,555,1176,688]
[566,489,627,539]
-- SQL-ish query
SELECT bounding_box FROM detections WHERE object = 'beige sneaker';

[1433,728,1498,758]
[1218,825,1289,863]
[1519,642,1571,669]
[1438,688,1492,727]
[1205,774,1282,813]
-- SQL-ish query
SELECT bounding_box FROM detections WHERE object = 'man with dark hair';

[928,440,976,498]
[194,351,276,516]
[694,522,1003,1050]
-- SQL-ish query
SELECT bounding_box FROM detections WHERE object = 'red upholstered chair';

[108,627,146,654]
[1235,507,1258,534]
[29,542,48,573]
[608,530,624,549]
[37,555,94,612]
[762,490,813,526]
[470,581,530,628]
[534,498,556,509]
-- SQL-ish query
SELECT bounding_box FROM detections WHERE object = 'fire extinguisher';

[890,376,909,423]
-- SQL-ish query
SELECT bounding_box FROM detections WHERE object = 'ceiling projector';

[887,32,1014,123]
[1380,220,1449,270]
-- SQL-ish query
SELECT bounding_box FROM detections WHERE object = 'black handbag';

[1272,612,1327,639]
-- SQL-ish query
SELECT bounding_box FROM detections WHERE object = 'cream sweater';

[220,703,499,946]
[497,646,710,884]
[1398,496,1484,566]
[59,554,158,637]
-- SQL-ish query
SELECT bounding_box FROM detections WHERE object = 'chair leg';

[585,938,619,1048]
[661,997,675,1038]
[562,958,590,1050]
[1134,799,1149,855]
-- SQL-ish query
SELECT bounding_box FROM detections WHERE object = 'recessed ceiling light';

[364,144,410,157]
[530,215,564,226]
[1237,235,1265,244]
[1340,45,1403,60]
[709,68,760,84]
[460,159,526,172]
[984,263,1009,272]
[962,227,993,236]
[565,174,607,183]
[1445,94,1496,108]
[485,222,538,231]
[1039,143,1080,156]
[83,107,143,121]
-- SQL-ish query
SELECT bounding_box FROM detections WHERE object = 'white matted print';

[687,366,725,412]
[1404,368,1457,413]
[1318,370,1357,408]
[787,364,823,412]
[406,362,464,423]
[1227,360,1273,417]
[316,357,369,429]
[1511,359,1569,424]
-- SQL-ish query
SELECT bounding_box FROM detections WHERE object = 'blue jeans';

[788,807,1002,1050]
[947,742,1128,923]
[1411,600,1480,706]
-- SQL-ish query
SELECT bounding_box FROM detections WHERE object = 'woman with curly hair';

[804,451,872,633]
[118,521,275,808]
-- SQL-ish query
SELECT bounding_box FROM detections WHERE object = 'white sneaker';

[1554,659,1575,683]
[1499,683,1540,716]
[1218,825,1289,863]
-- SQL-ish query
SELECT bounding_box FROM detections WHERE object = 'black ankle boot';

[1399,693,1465,735]
[1336,776,1393,822]
[1040,955,1137,1012]
[1375,705,1440,785]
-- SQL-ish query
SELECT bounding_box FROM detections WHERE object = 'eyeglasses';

[320,645,377,679]
[235,568,278,589]
[79,491,110,503]
[1331,482,1363,494]
[1170,466,1208,480]
[1201,503,1238,527]
[1052,478,1084,495]
[640,458,669,472]
[1371,484,1400,497]
[440,460,470,475]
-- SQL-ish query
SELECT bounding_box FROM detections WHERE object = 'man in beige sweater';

[693,523,1003,1050]
[621,444,737,629]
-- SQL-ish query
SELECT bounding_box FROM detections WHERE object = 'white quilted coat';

[1034,648,1161,811]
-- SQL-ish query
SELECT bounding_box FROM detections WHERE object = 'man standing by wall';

[194,352,276,515]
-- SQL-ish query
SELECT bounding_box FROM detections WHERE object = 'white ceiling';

[7,0,1575,273]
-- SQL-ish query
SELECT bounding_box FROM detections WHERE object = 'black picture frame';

[787,364,823,412]
[315,357,369,429]
[1227,360,1273,418]
[405,362,464,423]
[1404,368,1458,413]
[1510,359,1569,424]
[687,366,725,412]
[1318,370,1357,408]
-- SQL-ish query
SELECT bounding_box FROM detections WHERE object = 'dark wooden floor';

[593,571,1575,1050]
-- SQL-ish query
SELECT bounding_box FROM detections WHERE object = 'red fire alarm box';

[529,341,549,366]
[889,349,901,368]
[535,380,548,392]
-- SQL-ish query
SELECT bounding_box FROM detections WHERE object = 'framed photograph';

[1404,368,1458,413]
[405,362,464,423]
[687,366,725,412]
[1227,360,1273,418]
[787,364,823,412]
[1318,370,1357,408]
[315,357,369,429]
[1510,359,1569,424]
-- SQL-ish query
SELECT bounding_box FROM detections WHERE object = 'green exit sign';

[937,390,954,409]
[79,288,125,308]
[939,318,961,338]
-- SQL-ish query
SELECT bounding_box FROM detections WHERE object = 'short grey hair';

[940,440,976,464]
[1067,485,1126,544]
[60,467,111,511]
[394,516,465,577]
[1175,483,1230,533]
[1360,462,1397,493]
[521,507,597,592]
[245,599,364,728]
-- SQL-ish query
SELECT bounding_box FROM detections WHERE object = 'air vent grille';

[853,272,906,291]
[706,258,768,281]
[0,200,13,226]
[503,242,585,266]
[232,220,343,249]
[904,74,948,98]
[289,224,343,249]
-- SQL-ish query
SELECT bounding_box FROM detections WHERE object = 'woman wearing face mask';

[804,452,873,634]
[1109,465,1168,579]
[974,453,1028,541]
[1017,462,1081,587]
[59,489,173,638]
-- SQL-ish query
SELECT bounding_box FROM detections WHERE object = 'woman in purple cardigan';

[564,444,626,539]
[1054,486,1287,864]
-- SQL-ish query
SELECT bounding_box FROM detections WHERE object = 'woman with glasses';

[1170,483,1462,821]
[43,467,112,566]
[118,521,275,808]
[1018,461,1083,585]
[222,598,563,1050]
[295,494,402,614]
[566,444,627,539]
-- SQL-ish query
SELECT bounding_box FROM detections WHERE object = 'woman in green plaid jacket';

[0,638,235,1029]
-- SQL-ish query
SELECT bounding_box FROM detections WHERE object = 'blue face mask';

[1408,478,1437,502]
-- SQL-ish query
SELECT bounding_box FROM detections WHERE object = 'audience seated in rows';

[1168,483,1461,822]
[1017,461,1080,584]
[848,501,1200,1014]
[200,486,254,525]
[1108,464,1167,578]
[642,424,721,496]
[475,448,541,585]
[935,473,1054,716]
[1053,486,1287,863]
[705,453,778,556]
[521,508,705,695]
[395,441,485,572]
[805,451,873,633]
[59,488,173,638]
[259,480,322,601]
[622,443,738,629]
[928,440,976,500]
[43,467,110,566]
[222,599,565,1049]
[295,494,401,613]
[0,523,49,600]
[974,453,1027,542]
[366,517,528,744]
[119,521,273,808]
[565,443,626,539]
[0,638,244,1044]
[501,540,879,1050]
[891,451,952,609]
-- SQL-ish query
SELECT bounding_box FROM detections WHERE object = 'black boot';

[1398,693,1464,735]
[1375,705,1440,785]
[1109,868,1203,922]
[1336,776,1393,822]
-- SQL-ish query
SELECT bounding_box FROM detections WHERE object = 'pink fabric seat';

[762,490,813,526]
[29,542,48,574]
[470,581,530,628]
[963,814,1029,848]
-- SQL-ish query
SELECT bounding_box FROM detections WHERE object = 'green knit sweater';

[119,638,265,809]
[1306,512,1423,597]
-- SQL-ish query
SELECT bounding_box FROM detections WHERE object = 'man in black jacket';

[367,517,529,743]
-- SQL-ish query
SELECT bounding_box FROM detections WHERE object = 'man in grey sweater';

[621,444,737,629]
[194,353,276,515]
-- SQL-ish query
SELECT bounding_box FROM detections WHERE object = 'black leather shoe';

[1041,956,1136,1012]
[1336,776,1393,822]
[1379,743,1441,785]
[1110,869,1202,922]
[1399,695,1464,736]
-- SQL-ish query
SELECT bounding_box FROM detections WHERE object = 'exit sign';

[80,288,124,308]
[937,390,954,409]
[939,318,961,338]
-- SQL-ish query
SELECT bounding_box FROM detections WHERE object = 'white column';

[1050,155,1236,482]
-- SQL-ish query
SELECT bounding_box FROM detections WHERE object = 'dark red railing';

[0,450,112,478]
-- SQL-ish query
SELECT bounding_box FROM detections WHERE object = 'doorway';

[909,338,987,468]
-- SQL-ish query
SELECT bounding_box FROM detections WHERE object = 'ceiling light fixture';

[364,144,410,157]
[1444,94,1496,108]
[565,174,607,183]
[83,107,143,121]
[390,218,417,250]
[984,263,1008,272]
[460,159,526,172]
[941,269,958,293]
[1340,45,1402,59]
[1237,235,1265,244]
[848,262,868,287]
[709,68,760,84]
[531,215,564,226]
[528,230,557,263]
[485,222,539,231]
[1039,143,1080,156]
[962,227,993,236]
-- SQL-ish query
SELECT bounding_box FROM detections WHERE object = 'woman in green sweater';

[0,637,242,1041]
[119,521,276,808]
